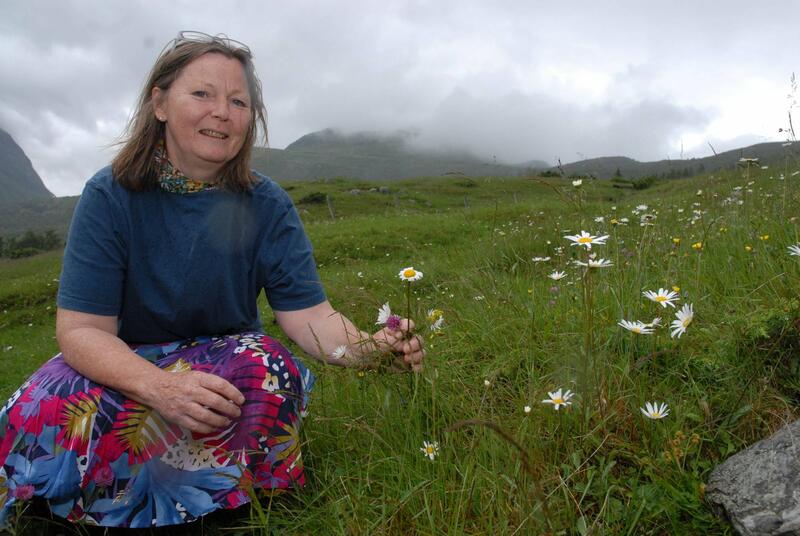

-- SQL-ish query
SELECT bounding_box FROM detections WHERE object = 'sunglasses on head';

[163,31,252,57]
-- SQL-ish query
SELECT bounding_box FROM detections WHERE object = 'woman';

[0,32,424,529]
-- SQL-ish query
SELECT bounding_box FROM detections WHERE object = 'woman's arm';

[56,308,245,433]
[273,300,425,371]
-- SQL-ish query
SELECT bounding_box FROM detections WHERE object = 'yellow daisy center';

[655,296,667,302]
[553,398,563,404]
[578,237,593,244]
[403,269,417,278]
[682,318,692,327]
[425,446,435,454]
[632,327,641,333]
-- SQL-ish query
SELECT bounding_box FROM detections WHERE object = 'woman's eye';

[192,90,209,98]
[232,98,249,108]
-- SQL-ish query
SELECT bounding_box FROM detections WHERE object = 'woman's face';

[152,52,252,182]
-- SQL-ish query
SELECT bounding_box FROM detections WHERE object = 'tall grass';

[1,168,799,534]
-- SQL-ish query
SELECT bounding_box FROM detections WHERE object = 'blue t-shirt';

[57,166,326,343]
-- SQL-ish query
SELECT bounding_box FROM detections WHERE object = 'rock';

[706,420,800,535]
[349,189,361,195]
[379,186,390,194]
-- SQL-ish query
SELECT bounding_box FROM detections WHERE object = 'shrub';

[297,192,327,205]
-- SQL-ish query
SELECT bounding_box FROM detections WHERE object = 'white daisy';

[618,319,655,335]
[420,440,440,461]
[331,345,348,359]
[574,258,613,269]
[642,288,680,308]
[399,267,423,282]
[427,309,444,332]
[670,303,694,338]
[376,302,392,325]
[564,231,610,250]
[640,401,669,420]
[532,256,551,262]
[572,179,583,187]
[788,244,800,257]
[548,270,567,280]
[541,388,574,410]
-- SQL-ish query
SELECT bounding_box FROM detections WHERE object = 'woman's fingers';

[192,385,242,420]
[198,372,245,405]
[177,414,218,435]
[372,318,426,373]
[186,402,233,430]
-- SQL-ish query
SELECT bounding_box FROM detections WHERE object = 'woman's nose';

[211,97,230,120]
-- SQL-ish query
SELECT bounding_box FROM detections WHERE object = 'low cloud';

[406,89,709,166]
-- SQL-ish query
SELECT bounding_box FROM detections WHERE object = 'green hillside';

[550,141,800,179]
[250,129,539,181]
[2,165,800,534]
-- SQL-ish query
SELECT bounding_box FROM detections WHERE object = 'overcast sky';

[2,1,798,196]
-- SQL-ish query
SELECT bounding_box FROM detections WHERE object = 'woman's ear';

[151,87,167,122]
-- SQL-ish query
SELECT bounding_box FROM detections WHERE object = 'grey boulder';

[706,420,800,535]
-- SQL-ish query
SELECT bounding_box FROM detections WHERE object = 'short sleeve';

[259,200,326,311]
[57,180,127,316]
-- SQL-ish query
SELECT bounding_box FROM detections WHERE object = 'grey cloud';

[1,0,798,195]
[408,89,708,165]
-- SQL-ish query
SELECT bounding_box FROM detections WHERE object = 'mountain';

[0,127,53,203]
[251,128,549,180]
[549,142,800,179]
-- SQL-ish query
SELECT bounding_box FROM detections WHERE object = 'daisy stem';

[582,263,597,421]
[651,329,658,364]
[694,250,702,291]
[405,281,412,339]
[405,281,413,392]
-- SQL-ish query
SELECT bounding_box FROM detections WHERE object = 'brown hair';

[112,35,268,191]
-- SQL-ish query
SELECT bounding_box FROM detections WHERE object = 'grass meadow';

[2,165,800,535]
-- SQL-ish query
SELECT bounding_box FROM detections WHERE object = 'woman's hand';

[146,370,245,434]
[374,318,426,372]
[275,301,425,371]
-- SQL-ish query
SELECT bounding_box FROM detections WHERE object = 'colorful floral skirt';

[0,332,314,528]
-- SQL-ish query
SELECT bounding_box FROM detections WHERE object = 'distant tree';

[631,176,656,190]
[0,229,63,258]
[613,167,623,178]
[42,230,61,249]
[16,230,40,250]
[8,247,39,259]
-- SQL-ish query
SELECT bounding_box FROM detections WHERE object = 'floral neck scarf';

[154,141,218,194]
